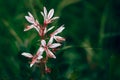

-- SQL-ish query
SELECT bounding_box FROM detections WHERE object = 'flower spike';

[22,7,65,70]
[41,7,59,24]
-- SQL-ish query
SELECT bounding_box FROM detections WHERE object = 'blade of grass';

[99,3,109,47]
[2,20,23,45]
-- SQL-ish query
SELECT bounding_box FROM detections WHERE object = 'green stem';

[98,3,109,47]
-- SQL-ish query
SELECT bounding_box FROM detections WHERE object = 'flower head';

[41,38,61,58]
[24,12,40,32]
[50,25,65,42]
[25,12,39,26]
[22,47,44,67]
[41,7,59,24]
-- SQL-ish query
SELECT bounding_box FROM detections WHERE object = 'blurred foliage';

[0,0,120,80]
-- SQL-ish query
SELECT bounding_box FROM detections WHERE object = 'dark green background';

[0,0,120,80]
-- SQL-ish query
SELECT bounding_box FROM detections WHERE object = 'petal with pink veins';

[24,25,34,31]
[35,19,39,26]
[22,52,33,58]
[49,43,61,48]
[36,47,44,55]
[48,37,54,46]
[48,9,54,19]
[46,48,56,59]
[43,7,47,19]
[41,40,46,47]
[28,12,34,18]
[47,26,55,32]
[41,12,44,17]
[51,25,65,36]
[51,17,59,21]
[44,27,47,34]
[30,57,38,67]
[25,16,34,24]
[30,60,35,67]
[30,55,42,67]
[54,36,65,42]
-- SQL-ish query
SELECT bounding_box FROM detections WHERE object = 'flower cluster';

[22,7,65,69]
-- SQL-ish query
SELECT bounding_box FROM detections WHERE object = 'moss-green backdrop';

[0,0,119,80]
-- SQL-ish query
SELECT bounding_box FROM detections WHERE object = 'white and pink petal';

[30,54,43,67]
[30,59,36,67]
[44,27,47,34]
[48,9,54,19]
[41,12,44,18]
[25,16,34,24]
[36,46,44,55]
[21,52,33,58]
[24,25,34,31]
[43,7,47,19]
[54,36,65,42]
[41,40,46,47]
[48,37,54,46]
[51,25,65,36]
[49,43,61,48]
[51,17,59,21]
[28,12,34,18]
[47,26,55,32]
[46,49,56,59]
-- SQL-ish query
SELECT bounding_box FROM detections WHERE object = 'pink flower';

[24,12,40,32]
[50,25,65,42]
[22,7,65,69]
[22,47,44,67]
[41,38,61,58]
[41,7,59,24]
